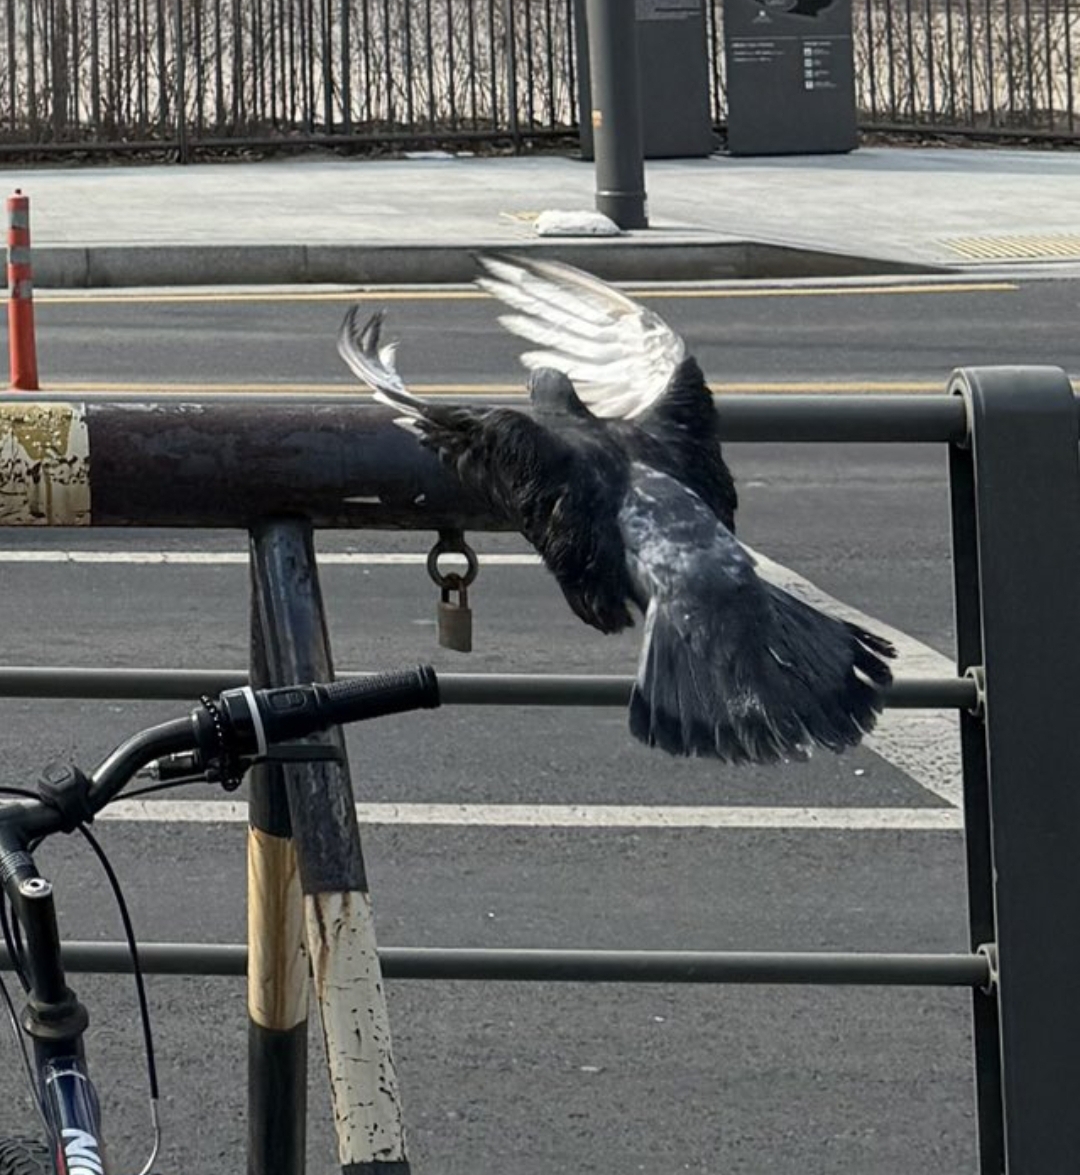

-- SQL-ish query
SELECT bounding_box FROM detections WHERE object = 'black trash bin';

[723,0,858,155]
[575,0,715,160]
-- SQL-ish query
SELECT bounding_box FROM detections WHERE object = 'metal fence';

[1,0,1077,159]
[2,373,1080,1174]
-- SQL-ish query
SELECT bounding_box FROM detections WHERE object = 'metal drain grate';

[943,233,1080,261]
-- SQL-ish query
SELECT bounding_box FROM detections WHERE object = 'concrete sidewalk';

[3,145,1079,286]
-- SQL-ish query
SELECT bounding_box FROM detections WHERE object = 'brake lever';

[215,744,346,791]
[147,743,345,793]
[261,744,345,764]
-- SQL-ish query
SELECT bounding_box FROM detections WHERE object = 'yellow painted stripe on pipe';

[0,402,90,525]
[248,827,308,1032]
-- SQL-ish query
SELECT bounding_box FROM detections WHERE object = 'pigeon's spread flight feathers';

[476,253,685,419]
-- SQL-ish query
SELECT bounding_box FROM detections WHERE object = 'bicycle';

[0,666,441,1175]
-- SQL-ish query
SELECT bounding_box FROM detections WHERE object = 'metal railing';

[854,0,1079,136]
[1,372,1079,1173]
[1,0,1076,160]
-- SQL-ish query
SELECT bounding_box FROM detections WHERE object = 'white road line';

[0,550,539,565]
[1,546,961,810]
[102,800,960,831]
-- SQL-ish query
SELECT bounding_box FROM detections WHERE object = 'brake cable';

[76,824,161,1175]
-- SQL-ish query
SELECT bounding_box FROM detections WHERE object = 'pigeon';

[475,252,739,531]
[336,303,895,765]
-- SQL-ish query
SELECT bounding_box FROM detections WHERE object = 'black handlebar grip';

[313,666,441,725]
[254,666,440,743]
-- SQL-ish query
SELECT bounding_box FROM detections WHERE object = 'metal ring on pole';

[426,529,479,591]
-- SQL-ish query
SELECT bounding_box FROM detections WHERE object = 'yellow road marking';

[35,374,1080,397]
[41,378,952,396]
[646,282,1016,299]
[32,281,1017,306]
[42,381,521,395]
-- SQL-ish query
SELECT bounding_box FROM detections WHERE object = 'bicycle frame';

[11,873,111,1174]
[0,667,439,1175]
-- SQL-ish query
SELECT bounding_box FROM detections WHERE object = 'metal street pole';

[583,0,648,229]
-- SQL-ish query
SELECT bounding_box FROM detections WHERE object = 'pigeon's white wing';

[476,253,685,419]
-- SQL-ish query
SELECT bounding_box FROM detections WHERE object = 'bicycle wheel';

[0,1138,53,1175]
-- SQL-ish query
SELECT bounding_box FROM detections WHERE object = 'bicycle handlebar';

[220,665,440,751]
[0,665,440,876]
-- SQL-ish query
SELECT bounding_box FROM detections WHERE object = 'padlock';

[437,579,473,652]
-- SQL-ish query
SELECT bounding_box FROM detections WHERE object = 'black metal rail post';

[247,594,310,1175]
[944,378,1005,1175]
[249,519,410,1175]
[950,366,1080,1173]
[948,379,1003,1173]
[582,0,647,229]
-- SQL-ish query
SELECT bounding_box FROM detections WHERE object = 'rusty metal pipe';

[0,393,981,530]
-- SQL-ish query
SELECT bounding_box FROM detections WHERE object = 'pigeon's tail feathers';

[629,600,742,760]
[621,467,894,764]
[753,579,895,742]
[629,580,895,763]
[337,305,410,398]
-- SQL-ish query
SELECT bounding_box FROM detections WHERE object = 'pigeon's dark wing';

[619,464,894,762]
[338,306,636,633]
[477,253,738,529]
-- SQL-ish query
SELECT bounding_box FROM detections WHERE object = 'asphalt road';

[1,272,1068,1174]
[11,272,1080,391]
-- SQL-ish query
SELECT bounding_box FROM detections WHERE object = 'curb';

[28,239,947,288]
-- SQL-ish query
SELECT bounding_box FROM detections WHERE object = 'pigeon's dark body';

[606,354,738,533]
[391,371,638,633]
[340,299,895,764]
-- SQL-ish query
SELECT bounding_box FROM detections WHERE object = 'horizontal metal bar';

[0,128,573,160]
[0,666,245,698]
[0,668,975,709]
[184,129,572,151]
[5,393,972,447]
[437,674,976,710]
[713,395,970,443]
[861,121,1080,145]
[0,139,186,156]
[0,942,990,986]
[0,392,988,531]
